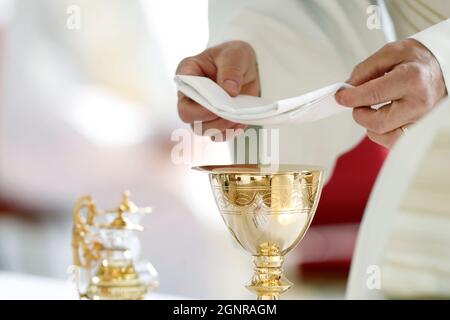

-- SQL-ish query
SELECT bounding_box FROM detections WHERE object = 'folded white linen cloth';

[175,75,352,125]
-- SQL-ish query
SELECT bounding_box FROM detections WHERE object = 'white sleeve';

[411,19,450,92]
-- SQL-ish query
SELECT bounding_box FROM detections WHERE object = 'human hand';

[336,39,447,148]
[176,41,260,141]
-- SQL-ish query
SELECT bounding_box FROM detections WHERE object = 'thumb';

[215,48,249,97]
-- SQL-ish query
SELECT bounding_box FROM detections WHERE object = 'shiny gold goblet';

[194,164,325,300]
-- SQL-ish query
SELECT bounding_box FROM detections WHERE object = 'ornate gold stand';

[246,243,291,300]
[72,192,158,300]
[87,258,147,300]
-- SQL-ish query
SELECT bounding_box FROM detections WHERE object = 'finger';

[191,118,238,136]
[352,100,418,134]
[336,67,408,107]
[176,54,216,78]
[367,127,405,149]
[348,41,407,86]
[215,47,252,96]
[177,93,218,123]
[176,58,204,76]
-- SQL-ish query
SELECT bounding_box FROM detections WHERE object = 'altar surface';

[0,272,186,300]
[0,271,346,300]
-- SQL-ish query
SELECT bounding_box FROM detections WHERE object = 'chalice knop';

[194,164,324,300]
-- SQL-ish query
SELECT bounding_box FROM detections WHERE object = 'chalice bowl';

[194,164,324,300]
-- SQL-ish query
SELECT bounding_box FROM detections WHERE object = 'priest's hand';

[176,41,260,141]
[336,39,447,148]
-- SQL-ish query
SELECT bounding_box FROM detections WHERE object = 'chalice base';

[86,259,148,300]
[246,255,292,300]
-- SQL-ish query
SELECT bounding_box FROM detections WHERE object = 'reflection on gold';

[87,257,147,300]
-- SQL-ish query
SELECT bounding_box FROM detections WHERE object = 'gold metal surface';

[72,192,158,300]
[72,194,104,288]
[86,256,148,300]
[194,164,324,299]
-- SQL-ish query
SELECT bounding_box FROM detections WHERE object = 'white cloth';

[385,0,449,39]
[175,75,351,125]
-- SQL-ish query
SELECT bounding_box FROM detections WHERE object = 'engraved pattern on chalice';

[195,165,324,300]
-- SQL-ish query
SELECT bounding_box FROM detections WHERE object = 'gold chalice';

[194,164,324,300]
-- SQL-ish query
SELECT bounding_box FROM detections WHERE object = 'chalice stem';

[246,254,292,300]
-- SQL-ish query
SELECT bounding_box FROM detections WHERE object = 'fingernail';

[223,80,240,96]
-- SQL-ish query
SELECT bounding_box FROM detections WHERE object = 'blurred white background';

[0,0,258,300]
